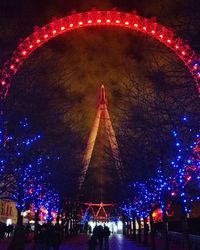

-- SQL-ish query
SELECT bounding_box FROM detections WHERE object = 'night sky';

[1,0,200,203]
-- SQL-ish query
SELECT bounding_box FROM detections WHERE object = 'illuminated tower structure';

[78,85,125,194]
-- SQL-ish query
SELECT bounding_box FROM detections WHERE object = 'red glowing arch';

[1,10,200,98]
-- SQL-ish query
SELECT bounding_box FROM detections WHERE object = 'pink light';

[79,21,83,25]
[88,20,92,24]
[182,51,185,55]
[167,39,171,43]
[69,24,73,27]
[187,176,191,181]
[143,27,147,30]
[175,45,179,49]
[10,65,14,69]
[125,21,129,25]
[151,30,155,34]
[29,45,33,48]
[1,80,6,86]
[106,19,111,23]
[61,26,65,30]
[116,20,120,24]
[36,39,40,43]
[171,192,175,196]
[16,59,19,62]
[52,30,57,34]
[22,51,27,55]
[134,23,138,27]
[44,34,48,38]
[159,35,163,39]
[97,19,101,23]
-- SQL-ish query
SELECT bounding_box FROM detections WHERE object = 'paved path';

[60,234,148,250]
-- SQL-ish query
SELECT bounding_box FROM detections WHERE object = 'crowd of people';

[88,225,111,250]
[0,221,111,250]
[0,222,14,241]
[7,223,63,250]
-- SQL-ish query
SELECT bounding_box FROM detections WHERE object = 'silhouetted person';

[88,235,97,250]
[97,225,104,250]
[103,225,110,250]
[0,222,6,242]
[8,225,25,250]
[52,224,62,250]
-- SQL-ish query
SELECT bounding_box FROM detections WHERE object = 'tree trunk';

[162,206,169,250]
[132,217,136,240]
[17,208,23,226]
[34,209,39,235]
[137,217,141,243]
[144,217,148,246]
[182,208,190,250]
[150,212,156,250]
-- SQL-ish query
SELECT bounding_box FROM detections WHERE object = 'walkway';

[60,234,148,250]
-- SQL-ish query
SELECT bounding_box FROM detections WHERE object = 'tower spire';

[78,85,125,195]
[99,84,107,105]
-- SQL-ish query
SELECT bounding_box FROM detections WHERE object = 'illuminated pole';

[78,85,125,193]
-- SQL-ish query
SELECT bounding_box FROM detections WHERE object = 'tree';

[0,117,60,225]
